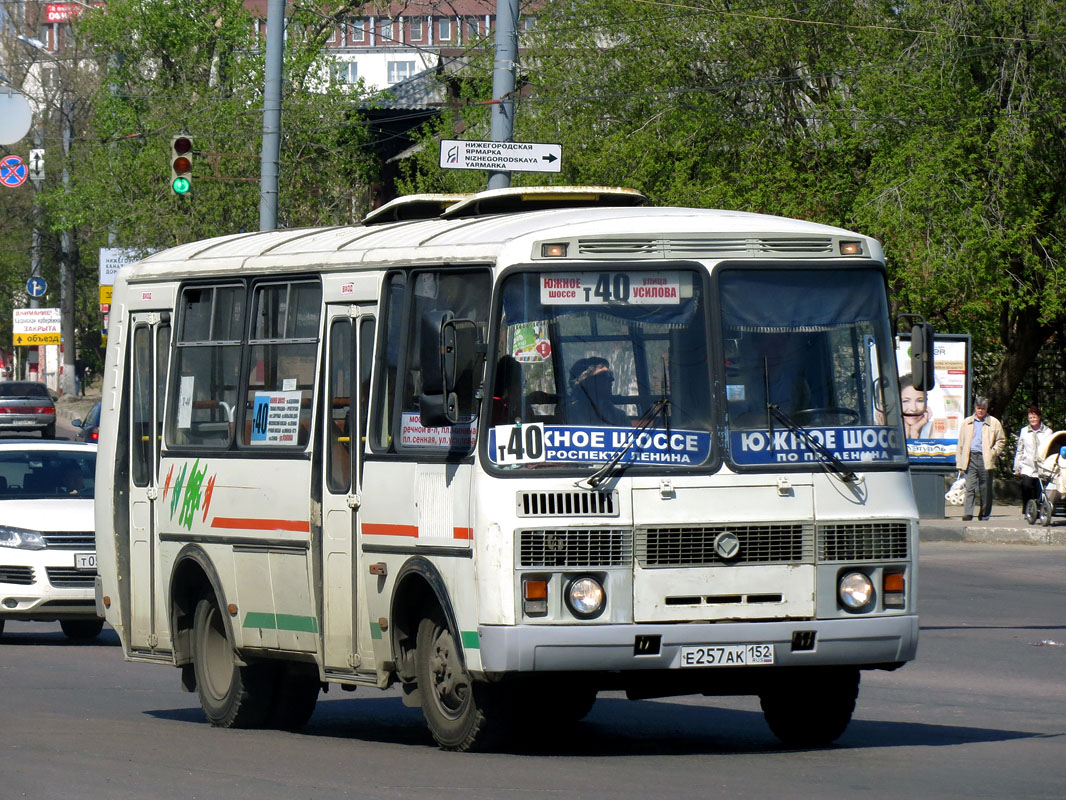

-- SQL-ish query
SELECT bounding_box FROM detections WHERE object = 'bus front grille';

[516,490,619,518]
[636,524,814,567]
[817,522,909,561]
[519,529,632,567]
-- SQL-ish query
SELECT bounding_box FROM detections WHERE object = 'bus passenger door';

[127,312,171,652]
[320,306,374,674]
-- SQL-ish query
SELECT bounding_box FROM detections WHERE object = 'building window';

[379,18,393,43]
[523,16,537,31]
[348,18,366,44]
[333,61,358,85]
[387,60,416,84]
[409,17,423,41]
[465,18,479,42]
[437,17,452,41]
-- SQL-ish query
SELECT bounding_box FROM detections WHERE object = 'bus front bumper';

[476,615,918,673]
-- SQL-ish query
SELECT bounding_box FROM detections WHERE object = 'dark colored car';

[0,381,57,438]
[72,402,102,443]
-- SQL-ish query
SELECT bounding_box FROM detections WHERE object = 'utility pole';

[487,0,520,190]
[259,0,285,231]
[59,97,76,397]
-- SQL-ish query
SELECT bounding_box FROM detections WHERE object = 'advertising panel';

[895,333,971,465]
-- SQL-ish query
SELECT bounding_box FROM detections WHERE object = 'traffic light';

[170,135,193,194]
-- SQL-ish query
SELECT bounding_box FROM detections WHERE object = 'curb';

[920,522,1066,546]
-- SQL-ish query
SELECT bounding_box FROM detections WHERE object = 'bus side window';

[242,280,322,448]
[167,284,245,448]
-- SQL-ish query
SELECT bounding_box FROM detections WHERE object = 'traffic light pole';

[59,97,76,397]
[259,0,284,231]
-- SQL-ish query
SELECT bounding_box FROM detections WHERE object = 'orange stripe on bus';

[453,527,473,540]
[362,523,419,537]
[211,517,310,533]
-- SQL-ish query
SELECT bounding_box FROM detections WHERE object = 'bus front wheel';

[415,611,503,751]
[192,596,272,728]
[759,667,860,747]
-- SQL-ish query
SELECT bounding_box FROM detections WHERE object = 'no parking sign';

[0,154,28,188]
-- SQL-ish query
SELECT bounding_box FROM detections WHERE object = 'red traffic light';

[173,136,193,156]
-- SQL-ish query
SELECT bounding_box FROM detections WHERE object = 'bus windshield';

[486,268,713,471]
[719,266,907,469]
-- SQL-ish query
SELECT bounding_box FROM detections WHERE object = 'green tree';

[401,0,1066,432]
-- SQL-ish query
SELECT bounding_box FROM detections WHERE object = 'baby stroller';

[1024,431,1066,526]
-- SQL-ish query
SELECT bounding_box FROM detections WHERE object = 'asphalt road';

[1,542,1063,799]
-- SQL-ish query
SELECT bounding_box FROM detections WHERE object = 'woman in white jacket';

[1014,406,1053,517]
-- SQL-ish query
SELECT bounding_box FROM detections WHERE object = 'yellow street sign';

[14,332,60,346]
[99,285,113,304]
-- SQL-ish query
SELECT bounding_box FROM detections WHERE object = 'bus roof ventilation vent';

[361,193,472,225]
[574,236,836,258]
[753,237,834,254]
[517,490,620,518]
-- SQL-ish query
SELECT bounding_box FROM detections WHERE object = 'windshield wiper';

[577,396,670,490]
[767,404,858,484]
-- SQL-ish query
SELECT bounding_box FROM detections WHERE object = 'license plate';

[680,643,774,667]
[74,553,97,571]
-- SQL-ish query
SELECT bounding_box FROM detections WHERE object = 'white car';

[0,440,103,640]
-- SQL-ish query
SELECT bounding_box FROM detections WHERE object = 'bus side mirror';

[910,322,936,392]
[419,311,484,428]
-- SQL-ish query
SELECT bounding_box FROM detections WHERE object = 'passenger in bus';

[567,356,628,426]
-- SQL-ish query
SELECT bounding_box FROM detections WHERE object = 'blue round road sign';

[26,276,47,297]
[0,154,28,187]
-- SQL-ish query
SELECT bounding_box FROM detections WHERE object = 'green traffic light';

[172,176,191,194]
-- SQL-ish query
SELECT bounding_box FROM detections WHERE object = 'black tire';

[415,611,505,751]
[191,596,273,728]
[267,671,320,731]
[1041,500,1054,527]
[42,423,55,439]
[759,667,860,747]
[1025,500,1040,525]
[60,618,104,640]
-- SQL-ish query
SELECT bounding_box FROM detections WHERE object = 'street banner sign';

[100,247,142,286]
[100,285,113,305]
[13,307,61,346]
[0,154,28,187]
[440,139,562,174]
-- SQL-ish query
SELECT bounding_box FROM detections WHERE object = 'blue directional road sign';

[0,154,28,187]
[26,276,47,298]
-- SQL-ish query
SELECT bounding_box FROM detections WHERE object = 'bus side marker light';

[227,604,238,616]
[103,595,111,609]
[839,240,863,255]
[541,242,568,258]
[369,562,387,576]
[523,579,548,616]
[883,571,905,608]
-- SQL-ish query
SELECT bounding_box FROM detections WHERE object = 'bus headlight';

[565,576,605,619]
[838,571,874,611]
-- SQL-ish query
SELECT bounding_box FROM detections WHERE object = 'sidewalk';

[920,500,1066,546]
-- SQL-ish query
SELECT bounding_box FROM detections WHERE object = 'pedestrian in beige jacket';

[955,396,1006,520]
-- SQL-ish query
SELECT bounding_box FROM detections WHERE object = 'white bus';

[95,186,927,750]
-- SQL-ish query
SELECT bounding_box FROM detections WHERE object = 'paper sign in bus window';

[177,375,195,429]
[250,391,303,445]
[540,272,682,306]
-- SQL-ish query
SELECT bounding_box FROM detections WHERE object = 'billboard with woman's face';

[895,334,971,464]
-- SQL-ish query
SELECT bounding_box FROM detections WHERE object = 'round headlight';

[565,576,605,619]
[839,571,874,611]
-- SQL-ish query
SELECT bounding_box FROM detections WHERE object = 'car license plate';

[680,644,774,667]
[74,553,97,571]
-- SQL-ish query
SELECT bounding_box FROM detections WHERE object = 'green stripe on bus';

[370,621,383,639]
[242,612,319,634]
[460,631,480,649]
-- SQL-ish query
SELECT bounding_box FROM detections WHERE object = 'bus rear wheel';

[192,596,272,728]
[759,667,860,747]
[415,611,504,751]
